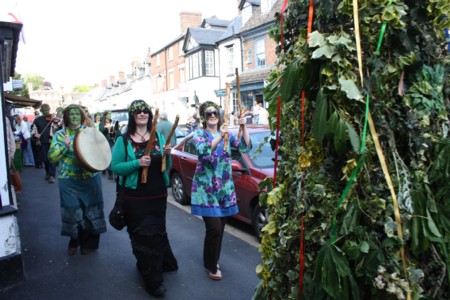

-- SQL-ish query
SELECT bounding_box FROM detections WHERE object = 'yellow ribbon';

[352,0,410,298]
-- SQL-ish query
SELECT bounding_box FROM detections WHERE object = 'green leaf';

[334,119,347,154]
[338,77,363,101]
[312,45,335,59]
[308,31,325,47]
[426,209,442,238]
[312,90,328,143]
[360,241,370,253]
[345,122,361,154]
[280,58,301,101]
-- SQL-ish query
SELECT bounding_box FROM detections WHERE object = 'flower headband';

[128,100,152,114]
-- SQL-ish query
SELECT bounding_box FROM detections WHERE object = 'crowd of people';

[6,98,255,298]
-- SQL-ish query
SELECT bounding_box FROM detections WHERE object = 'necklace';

[134,131,148,142]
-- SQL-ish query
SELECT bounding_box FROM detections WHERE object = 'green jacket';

[111,132,171,189]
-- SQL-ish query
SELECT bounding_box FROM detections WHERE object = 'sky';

[6,0,239,91]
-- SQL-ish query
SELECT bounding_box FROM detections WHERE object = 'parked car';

[169,125,275,239]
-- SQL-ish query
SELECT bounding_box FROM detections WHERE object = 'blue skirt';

[58,174,107,239]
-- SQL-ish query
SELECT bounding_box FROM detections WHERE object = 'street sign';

[215,89,226,97]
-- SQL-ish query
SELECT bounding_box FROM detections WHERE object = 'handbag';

[108,134,128,230]
[109,191,126,230]
[10,162,23,193]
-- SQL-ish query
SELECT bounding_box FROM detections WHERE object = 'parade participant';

[14,114,35,167]
[156,111,177,146]
[258,102,269,125]
[191,101,251,280]
[31,104,57,183]
[93,113,101,130]
[48,104,107,256]
[5,116,16,167]
[99,111,115,179]
[111,100,178,298]
[252,100,260,124]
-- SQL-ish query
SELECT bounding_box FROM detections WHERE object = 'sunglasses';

[205,110,219,118]
[134,109,150,115]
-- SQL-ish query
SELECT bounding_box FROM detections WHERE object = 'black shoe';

[151,284,166,298]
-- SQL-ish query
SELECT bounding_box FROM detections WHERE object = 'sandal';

[208,269,222,280]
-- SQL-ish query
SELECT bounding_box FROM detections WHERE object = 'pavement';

[1,166,262,300]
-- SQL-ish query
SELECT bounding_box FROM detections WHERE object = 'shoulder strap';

[116,133,129,190]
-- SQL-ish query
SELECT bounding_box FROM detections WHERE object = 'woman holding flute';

[111,100,177,298]
[191,101,251,280]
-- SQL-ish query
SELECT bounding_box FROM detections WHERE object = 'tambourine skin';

[74,127,112,172]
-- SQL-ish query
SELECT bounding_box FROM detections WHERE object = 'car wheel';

[252,203,268,241]
[171,172,189,205]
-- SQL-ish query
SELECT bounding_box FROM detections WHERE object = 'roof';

[216,16,243,43]
[232,67,274,85]
[4,92,42,108]
[239,0,261,10]
[241,0,283,33]
[188,27,227,46]
[201,17,232,28]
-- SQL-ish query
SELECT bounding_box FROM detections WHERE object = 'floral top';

[48,125,97,179]
[191,129,250,217]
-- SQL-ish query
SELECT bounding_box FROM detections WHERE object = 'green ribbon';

[331,0,393,243]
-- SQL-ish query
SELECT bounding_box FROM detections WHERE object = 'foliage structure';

[254,0,450,299]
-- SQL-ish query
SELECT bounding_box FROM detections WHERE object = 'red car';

[169,125,275,239]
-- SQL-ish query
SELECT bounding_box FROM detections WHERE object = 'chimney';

[101,80,107,88]
[109,76,116,85]
[179,11,202,34]
[118,71,125,80]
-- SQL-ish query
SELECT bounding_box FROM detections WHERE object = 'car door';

[178,136,198,195]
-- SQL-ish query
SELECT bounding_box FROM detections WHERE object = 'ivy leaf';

[312,45,335,59]
[308,31,326,47]
[312,90,327,143]
[360,241,370,253]
[339,77,363,101]
[426,209,442,238]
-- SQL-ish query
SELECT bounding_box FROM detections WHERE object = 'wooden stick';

[161,115,180,172]
[141,108,159,183]
[223,83,231,151]
[235,68,245,139]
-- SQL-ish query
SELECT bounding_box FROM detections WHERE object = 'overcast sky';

[7,0,239,90]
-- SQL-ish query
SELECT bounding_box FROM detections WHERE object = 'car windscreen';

[247,131,275,169]
[111,111,128,123]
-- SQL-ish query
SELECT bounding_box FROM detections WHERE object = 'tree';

[254,1,450,299]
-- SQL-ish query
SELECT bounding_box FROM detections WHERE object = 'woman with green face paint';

[48,105,107,256]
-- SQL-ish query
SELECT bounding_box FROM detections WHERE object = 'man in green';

[156,111,177,146]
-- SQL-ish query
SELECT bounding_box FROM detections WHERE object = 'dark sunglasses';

[205,110,219,118]
[134,109,150,115]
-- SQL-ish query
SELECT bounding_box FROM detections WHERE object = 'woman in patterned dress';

[48,104,107,256]
[111,100,177,298]
[191,101,251,280]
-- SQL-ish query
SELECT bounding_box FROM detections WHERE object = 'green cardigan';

[111,132,171,189]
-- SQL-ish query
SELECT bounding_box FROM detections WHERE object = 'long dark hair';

[127,100,153,135]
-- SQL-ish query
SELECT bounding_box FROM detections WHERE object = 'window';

[205,50,214,76]
[156,54,160,66]
[226,46,234,74]
[192,52,200,78]
[169,71,174,89]
[255,38,266,67]
[179,67,185,83]
[247,48,252,64]
[169,47,173,61]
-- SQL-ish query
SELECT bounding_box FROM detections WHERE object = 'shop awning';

[4,92,42,108]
